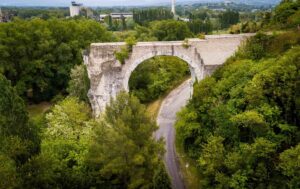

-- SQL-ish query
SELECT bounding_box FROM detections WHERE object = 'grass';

[146,98,163,120]
[27,102,52,119]
[176,137,202,188]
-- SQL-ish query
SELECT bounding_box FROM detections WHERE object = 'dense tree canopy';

[133,8,174,25]
[88,92,169,188]
[272,0,300,28]
[21,97,93,188]
[4,92,171,188]
[219,10,240,29]
[187,19,213,34]
[0,74,40,188]
[0,18,113,102]
[176,31,300,188]
[11,8,69,19]
[149,20,193,41]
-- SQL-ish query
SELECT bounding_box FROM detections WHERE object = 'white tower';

[171,0,176,15]
[70,1,82,17]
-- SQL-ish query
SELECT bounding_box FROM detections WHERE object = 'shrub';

[182,39,191,49]
[198,33,206,39]
[115,36,137,64]
[115,47,129,64]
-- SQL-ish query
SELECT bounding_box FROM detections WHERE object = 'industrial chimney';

[171,0,176,15]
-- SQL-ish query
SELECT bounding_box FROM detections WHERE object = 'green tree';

[273,0,300,28]
[150,20,193,41]
[88,92,167,188]
[278,144,300,188]
[219,10,240,29]
[175,30,300,188]
[0,74,40,188]
[121,15,127,30]
[0,74,28,137]
[133,8,174,25]
[21,97,93,188]
[0,154,19,189]
[108,15,113,29]
[188,19,213,34]
[198,136,225,176]
[67,64,90,103]
[0,74,39,162]
[0,18,113,102]
[152,162,171,189]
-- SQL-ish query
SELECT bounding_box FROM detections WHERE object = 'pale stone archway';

[84,34,253,116]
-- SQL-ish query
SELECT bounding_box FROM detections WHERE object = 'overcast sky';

[0,0,223,7]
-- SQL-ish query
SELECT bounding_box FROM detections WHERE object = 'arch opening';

[123,51,200,92]
[128,55,194,104]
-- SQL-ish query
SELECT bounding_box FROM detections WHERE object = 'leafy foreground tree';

[176,31,300,188]
[21,97,93,189]
[88,92,170,188]
[67,64,90,103]
[0,74,40,188]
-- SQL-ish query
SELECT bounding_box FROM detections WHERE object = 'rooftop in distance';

[71,1,82,6]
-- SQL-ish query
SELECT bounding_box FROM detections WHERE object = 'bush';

[115,36,137,64]
[237,32,272,60]
[271,0,300,28]
[67,64,90,103]
[175,36,300,188]
[182,39,191,49]
[115,47,129,64]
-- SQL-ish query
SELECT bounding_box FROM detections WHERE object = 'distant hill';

[177,0,281,6]
[230,0,281,5]
[0,0,281,7]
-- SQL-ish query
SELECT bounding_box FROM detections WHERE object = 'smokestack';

[171,0,176,15]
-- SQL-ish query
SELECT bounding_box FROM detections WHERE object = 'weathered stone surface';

[84,34,254,116]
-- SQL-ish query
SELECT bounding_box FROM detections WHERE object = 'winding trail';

[155,79,192,189]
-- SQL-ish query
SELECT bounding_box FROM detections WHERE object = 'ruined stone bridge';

[84,34,254,116]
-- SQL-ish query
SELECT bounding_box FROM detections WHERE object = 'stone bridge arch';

[122,42,204,91]
[84,34,254,116]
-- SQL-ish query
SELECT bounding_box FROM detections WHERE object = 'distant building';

[70,1,83,17]
[224,0,233,5]
[99,14,107,21]
[111,13,133,19]
[99,13,133,22]
[179,17,190,22]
